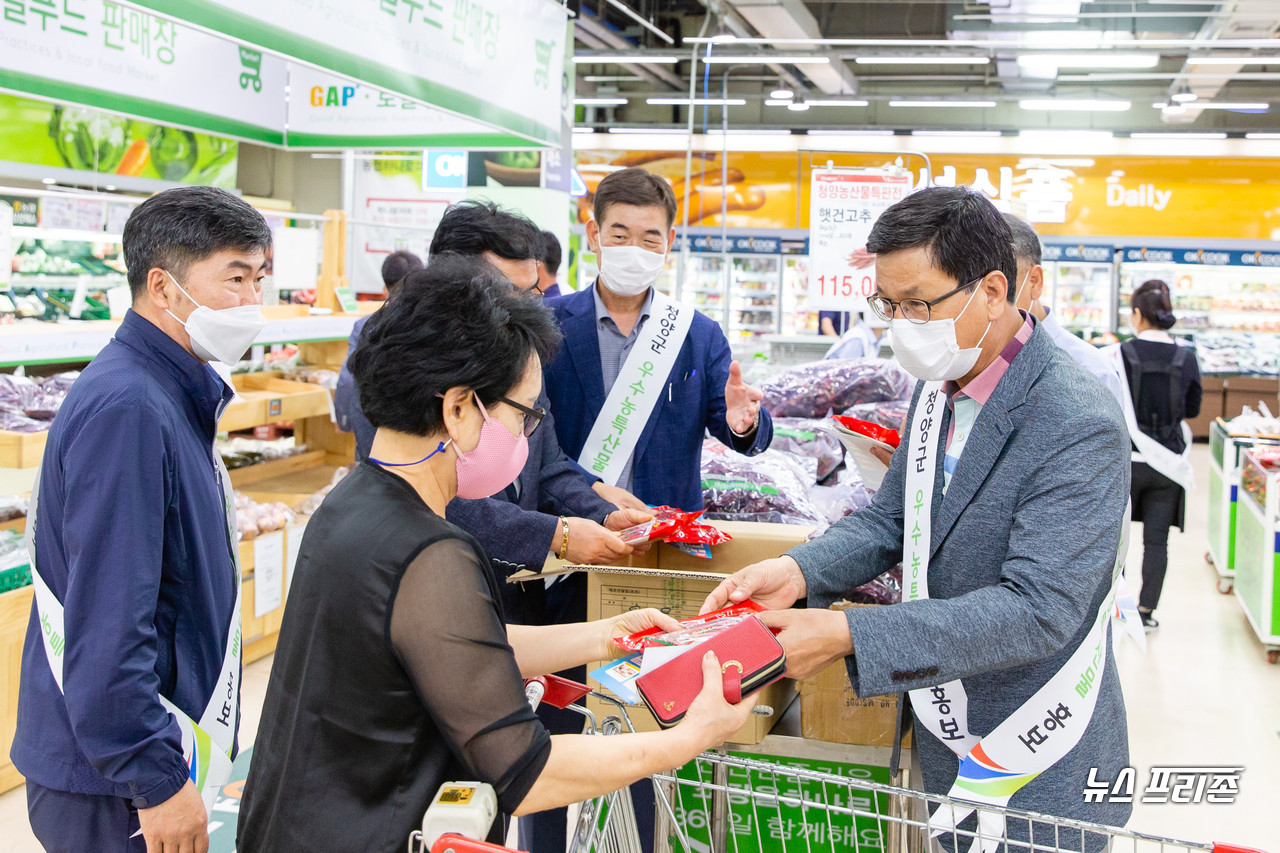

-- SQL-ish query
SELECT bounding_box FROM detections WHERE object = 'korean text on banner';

[130,0,567,146]
[0,1,286,144]
[807,171,912,312]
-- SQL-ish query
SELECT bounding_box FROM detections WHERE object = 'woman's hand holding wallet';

[674,650,761,745]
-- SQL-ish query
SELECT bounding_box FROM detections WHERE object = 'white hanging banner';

[807,170,912,312]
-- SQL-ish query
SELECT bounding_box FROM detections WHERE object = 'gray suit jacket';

[790,322,1132,848]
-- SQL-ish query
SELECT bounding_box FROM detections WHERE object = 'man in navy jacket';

[12,187,272,853]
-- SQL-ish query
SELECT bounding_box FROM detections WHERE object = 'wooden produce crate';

[0,430,48,469]
[220,373,332,433]
[0,585,34,794]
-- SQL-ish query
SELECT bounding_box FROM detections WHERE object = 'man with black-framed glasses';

[703,187,1133,851]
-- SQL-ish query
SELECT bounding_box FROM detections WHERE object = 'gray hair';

[1002,213,1042,266]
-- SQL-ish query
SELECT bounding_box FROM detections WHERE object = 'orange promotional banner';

[574,149,1280,241]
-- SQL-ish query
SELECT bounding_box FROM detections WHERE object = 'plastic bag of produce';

[846,565,903,606]
[841,399,911,433]
[771,418,845,481]
[760,358,912,418]
[808,479,874,526]
[700,440,826,528]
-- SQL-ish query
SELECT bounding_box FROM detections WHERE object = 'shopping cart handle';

[1212,845,1270,853]
[430,832,525,853]
[523,675,591,709]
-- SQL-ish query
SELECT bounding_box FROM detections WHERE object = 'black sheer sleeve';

[388,537,552,813]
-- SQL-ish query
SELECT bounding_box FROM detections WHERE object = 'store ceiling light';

[1016,53,1160,69]
[1130,132,1228,139]
[701,55,830,65]
[607,127,690,135]
[1019,98,1131,111]
[764,99,794,106]
[770,88,795,99]
[41,177,56,185]
[1161,103,1188,115]
[1188,56,1279,65]
[646,97,747,106]
[1171,90,1198,103]
[709,33,737,44]
[855,55,990,65]
[804,99,869,107]
[1195,102,1269,111]
[1245,132,1280,138]
[573,54,679,64]
[910,130,1002,137]
[889,99,997,108]
[707,128,793,135]
[572,127,597,134]
[575,97,628,106]
[806,129,895,136]
[787,102,811,111]
[1018,130,1114,142]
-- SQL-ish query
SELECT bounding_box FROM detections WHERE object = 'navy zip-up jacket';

[12,310,239,809]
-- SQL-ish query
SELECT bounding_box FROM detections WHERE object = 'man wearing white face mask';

[13,186,271,853]
[703,188,1132,852]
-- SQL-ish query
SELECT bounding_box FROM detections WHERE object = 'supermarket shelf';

[733,324,780,333]
[11,274,127,287]
[220,374,332,432]
[228,450,328,488]
[239,461,343,497]
[0,313,360,367]
[0,431,49,469]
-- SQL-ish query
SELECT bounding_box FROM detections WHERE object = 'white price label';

[807,171,913,312]
[253,531,285,617]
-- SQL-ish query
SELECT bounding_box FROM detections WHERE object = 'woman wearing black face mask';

[1119,280,1202,632]
[237,254,760,853]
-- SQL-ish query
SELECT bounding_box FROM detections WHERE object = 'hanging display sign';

[1122,247,1280,268]
[284,66,516,150]
[0,1,287,144]
[807,170,912,312]
[673,234,808,256]
[1041,244,1115,264]
[126,0,567,147]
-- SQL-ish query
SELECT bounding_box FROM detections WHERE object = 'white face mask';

[598,244,666,297]
[1013,267,1032,309]
[890,281,993,382]
[164,271,266,365]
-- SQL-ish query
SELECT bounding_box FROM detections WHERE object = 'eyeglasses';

[499,396,547,437]
[867,271,994,325]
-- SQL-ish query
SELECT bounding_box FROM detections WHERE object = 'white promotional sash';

[1103,343,1195,493]
[579,290,694,486]
[27,452,242,815]
[904,381,1121,852]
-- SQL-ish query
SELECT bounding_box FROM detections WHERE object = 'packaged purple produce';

[700,440,826,528]
[771,418,844,481]
[841,399,911,433]
[846,565,903,606]
[808,479,874,526]
[760,358,912,418]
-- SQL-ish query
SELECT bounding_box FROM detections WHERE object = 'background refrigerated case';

[1042,243,1116,337]
[680,253,728,327]
[729,254,781,338]
[782,256,818,334]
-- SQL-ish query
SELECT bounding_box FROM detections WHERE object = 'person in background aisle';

[537,228,564,298]
[397,201,647,624]
[237,256,759,852]
[818,309,851,337]
[703,187,1131,852]
[823,311,880,360]
[1121,280,1202,632]
[1003,214,1128,408]
[536,167,773,853]
[334,249,423,456]
[13,186,272,853]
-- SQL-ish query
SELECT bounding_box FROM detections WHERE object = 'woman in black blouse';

[1121,280,1202,632]
[237,255,757,851]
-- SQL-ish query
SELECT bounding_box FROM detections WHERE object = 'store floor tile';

[1,443,1275,851]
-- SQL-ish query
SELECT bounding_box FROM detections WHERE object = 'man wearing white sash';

[13,187,271,853]
[704,188,1131,852]
[536,167,773,853]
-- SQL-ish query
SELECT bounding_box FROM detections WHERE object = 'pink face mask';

[455,398,529,499]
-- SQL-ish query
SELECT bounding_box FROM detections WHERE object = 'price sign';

[808,170,912,312]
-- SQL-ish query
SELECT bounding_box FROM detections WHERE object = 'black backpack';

[1120,339,1190,452]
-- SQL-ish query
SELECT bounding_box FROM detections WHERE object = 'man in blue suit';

[530,167,773,853]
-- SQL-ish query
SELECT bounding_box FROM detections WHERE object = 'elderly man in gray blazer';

[704,187,1131,852]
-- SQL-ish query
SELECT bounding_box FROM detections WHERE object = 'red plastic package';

[613,601,769,652]
[617,509,705,545]
[830,414,901,449]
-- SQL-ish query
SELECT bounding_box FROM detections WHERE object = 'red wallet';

[635,615,786,728]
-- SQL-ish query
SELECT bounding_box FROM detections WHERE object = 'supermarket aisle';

[0,442,1276,851]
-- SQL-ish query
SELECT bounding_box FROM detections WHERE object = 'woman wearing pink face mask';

[237,254,758,852]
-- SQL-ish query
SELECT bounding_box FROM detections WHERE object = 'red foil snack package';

[830,414,901,449]
[616,508,706,545]
[613,601,770,652]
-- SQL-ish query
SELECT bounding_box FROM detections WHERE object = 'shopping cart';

[651,751,1268,853]
[409,675,648,853]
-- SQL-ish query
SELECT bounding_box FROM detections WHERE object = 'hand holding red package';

[614,601,768,652]
[636,615,786,727]
[830,415,901,449]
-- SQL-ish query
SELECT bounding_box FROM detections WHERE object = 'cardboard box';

[799,604,911,748]
[520,520,815,745]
